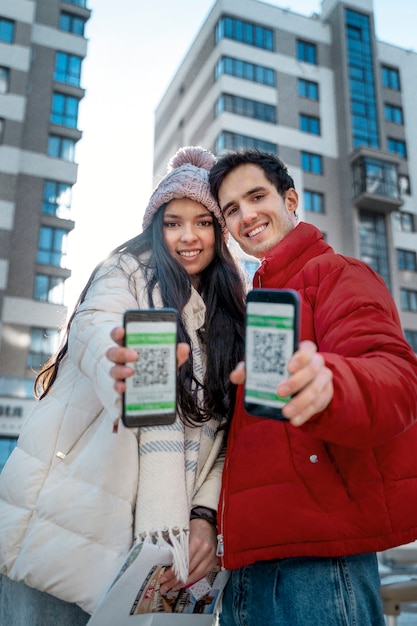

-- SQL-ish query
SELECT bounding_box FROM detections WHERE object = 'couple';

[1,146,417,626]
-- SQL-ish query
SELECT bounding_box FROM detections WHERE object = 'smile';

[178,250,201,258]
[246,224,267,238]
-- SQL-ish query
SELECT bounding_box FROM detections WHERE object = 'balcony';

[351,148,403,213]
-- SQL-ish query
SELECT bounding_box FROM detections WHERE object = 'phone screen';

[244,290,299,420]
[123,309,178,427]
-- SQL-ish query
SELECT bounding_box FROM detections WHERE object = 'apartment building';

[153,0,417,347]
[0,0,91,468]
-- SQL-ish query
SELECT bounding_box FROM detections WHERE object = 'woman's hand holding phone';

[107,327,190,394]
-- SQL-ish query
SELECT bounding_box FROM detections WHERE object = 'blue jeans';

[219,553,385,626]
[0,575,90,626]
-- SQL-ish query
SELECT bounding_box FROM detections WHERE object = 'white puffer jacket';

[0,254,225,614]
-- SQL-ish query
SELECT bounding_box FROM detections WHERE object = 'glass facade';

[27,328,60,370]
[304,190,325,213]
[47,135,76,161]
[345,9,379,149]
[299,114,320,135]
[54,52,82,86]
[359,211,390,289]
[401,289,417,312]
[42,180,72,218]
[0,18,14,43]
[216,94,276,123]
[37,227,68,267]
[352,157,399,199]
[216,17,273,51]
[301,151,323,174]
[216,131,276,154]
[298,79,319,100]
[0,438,17,472]
[59,12,86,36]
[297,40,317,64]
[381,66,400,90]
[387,138,407,158]
[34,275,65,304]
[215,56,275,87]
[0,66,9,94]
[397,249,417,271]
[51,93,79,128]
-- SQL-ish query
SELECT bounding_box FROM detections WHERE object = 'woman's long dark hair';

[35,205,246,427]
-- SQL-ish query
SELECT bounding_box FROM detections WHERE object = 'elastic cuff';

[190,506,217,528]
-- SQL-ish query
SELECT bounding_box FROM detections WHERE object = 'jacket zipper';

[216,457,228,570]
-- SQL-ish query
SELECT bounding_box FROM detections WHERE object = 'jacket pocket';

[288,430,352,511]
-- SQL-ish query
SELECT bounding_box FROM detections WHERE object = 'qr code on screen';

[132,347,169,387]
[252,331,287,376]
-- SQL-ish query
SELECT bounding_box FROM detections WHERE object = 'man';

[109,149,417,625]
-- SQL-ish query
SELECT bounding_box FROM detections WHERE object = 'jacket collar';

[254,222,332,288]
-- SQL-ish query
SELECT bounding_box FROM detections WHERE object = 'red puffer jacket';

[218,223,417,571]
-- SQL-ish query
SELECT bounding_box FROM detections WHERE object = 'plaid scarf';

[134,288,219,583]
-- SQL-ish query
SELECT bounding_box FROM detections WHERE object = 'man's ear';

[284,188,299,216]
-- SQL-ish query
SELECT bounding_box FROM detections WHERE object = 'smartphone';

[122,308,178,428]
[244,289,300,420]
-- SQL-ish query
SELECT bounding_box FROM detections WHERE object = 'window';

[42,180,72,218]
[59,12,86,36]
[216,131,276,154]
[401,289,417,312]
[34,275,65,304]
[65,0,87,6]
[352,157,399,199]
[304,190,325,213]
[37,226,68,267]
[47,135,76,161]
[216,17,274,51]
[27,328,60,370]
[0,18,14,43]
[0,438,18,473]
[346,9,379,149]
[388,138,407,159]
[51,93,79,128]
[215,56,275,87]
[392,211,414,233]
[216,94,276,123]
[405,330,417,353]
[0,66,9,94]
[397,249,417,271]
[384,104,403,125]
[298,79,319,100]
[399,175,411,195]
[0,118,4,144]
[359,211,390,289]
[297,40,317,64]
[381,65,401,90]
[299,114,320,135]
[54,52,82,87]
[301,151,323,175]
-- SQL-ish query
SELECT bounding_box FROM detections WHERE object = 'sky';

[65,0,417,308]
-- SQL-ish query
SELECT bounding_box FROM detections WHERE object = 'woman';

[0,147,246,625]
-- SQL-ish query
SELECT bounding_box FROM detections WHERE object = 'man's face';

[217,163,298,259]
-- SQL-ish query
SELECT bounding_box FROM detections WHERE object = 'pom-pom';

[168,146,215,173]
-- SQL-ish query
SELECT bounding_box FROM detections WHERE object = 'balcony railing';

[351,149,403,212]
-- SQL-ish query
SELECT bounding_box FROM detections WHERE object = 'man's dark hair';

[209,149,295,204]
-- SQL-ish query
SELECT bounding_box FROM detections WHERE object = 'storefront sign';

[0,397,36,436]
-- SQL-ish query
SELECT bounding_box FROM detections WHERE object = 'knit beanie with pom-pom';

[142,146,227,237]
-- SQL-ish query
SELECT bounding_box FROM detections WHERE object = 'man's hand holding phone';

[232,339,333,427]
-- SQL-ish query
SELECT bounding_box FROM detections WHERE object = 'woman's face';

[163,198,216,284]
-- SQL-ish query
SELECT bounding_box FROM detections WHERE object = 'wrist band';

[190,506,217,527]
